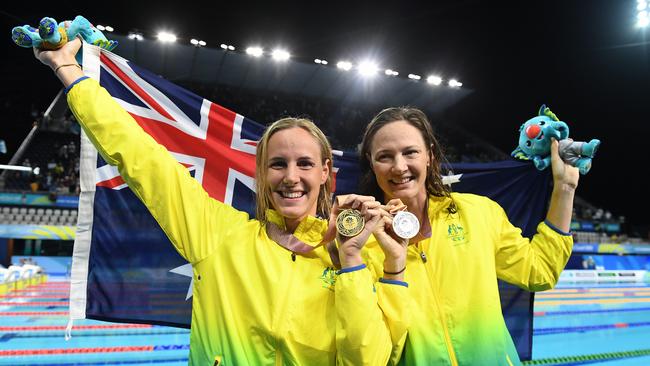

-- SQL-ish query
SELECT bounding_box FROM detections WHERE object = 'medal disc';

[392,211,420,239]
[336,209,365,237]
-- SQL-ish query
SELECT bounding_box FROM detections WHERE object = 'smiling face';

[265,127,330,228]
[369,120,431,203]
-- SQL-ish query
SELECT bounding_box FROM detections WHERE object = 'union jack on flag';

[69,43,550,361]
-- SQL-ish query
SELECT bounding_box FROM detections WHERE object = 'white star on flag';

[442,173,463,186]
[169,263,194,300]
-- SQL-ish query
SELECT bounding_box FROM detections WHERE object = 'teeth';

[393,177,411,184]
[281,191,303,198]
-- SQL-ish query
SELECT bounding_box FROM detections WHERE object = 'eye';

[539,121,546,125]
[297,159,316,169]
[405,149,419,156]
[269,160,286,169]
[526,141,532,147]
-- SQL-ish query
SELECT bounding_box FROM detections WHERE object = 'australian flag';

[70,44,551,360]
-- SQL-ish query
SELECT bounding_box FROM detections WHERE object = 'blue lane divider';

[538,306,650,316]
[534,321,650,335]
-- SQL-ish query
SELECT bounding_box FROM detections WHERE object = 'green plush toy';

[11,15,117,64]
[512,105,601,175]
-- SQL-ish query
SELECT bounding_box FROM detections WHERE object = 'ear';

[538,104,547,116]
[321,158,331,184]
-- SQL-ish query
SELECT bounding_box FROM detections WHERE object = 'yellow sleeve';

[335,265,392,366]
[492,201,573,291]
[361,247,411,365]
[67,78,249,263]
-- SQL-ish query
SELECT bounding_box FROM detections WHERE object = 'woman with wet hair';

[359,106,577,365]
[30,36,409,365]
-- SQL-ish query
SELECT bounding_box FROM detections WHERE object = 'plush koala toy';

[11,15,117,64]
[512,105,600,175]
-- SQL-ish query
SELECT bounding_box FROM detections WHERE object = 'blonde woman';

[32,36,408,365]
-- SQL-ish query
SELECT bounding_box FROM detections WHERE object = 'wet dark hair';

[358,107,453,204]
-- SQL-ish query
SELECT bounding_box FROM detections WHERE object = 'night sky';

[1,1,648,233]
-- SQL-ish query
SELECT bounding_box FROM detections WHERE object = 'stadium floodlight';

[128,32,143,41]
[638,9,650,27]
[246,46,264,57]
[385,69,398,76]
[358,60,379,77]
[639,0,648,11]
[191,39,206,47]
[427,75,442,85]
[272,49,291,61]
[96,25,105,31]
[337,61,353,71]
[157,32,177,43]
[448,79,463,88]
[105,26,114,32]
[228,45,235,50]
[408,73,421,80]
[220,43,228,49]
[321,60,328,65]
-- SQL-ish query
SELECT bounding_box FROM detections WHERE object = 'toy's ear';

[540,105,560,121]
[518,123,524,132]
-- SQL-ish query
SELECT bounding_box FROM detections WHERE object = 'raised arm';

[35,38,248,263]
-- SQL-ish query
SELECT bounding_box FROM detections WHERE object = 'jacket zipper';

[415,243,458,366]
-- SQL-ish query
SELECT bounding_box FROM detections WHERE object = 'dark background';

[1,1,648,235]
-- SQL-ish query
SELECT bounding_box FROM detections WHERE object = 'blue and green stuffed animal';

[512,105,600,175]
[11,15,117,64]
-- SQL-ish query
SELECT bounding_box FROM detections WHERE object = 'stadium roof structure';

[108,34,472,115]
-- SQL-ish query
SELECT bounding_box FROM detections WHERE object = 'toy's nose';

[526,125,541,139]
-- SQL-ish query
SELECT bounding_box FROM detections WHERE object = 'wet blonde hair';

[255,118,333,223]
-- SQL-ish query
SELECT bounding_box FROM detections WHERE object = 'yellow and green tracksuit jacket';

[67,77,409,365]
[364,193,573,366]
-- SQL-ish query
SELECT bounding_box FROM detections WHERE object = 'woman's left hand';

[550,139,579,191]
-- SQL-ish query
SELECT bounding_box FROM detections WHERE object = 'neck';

[284,218,300,233]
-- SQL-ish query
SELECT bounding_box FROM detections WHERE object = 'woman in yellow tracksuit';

[32,36,409,365]
[358,107,577,365]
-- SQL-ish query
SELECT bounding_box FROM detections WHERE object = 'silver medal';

[392,211,420,239]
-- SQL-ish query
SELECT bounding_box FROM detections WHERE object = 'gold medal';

[336,209,365,237]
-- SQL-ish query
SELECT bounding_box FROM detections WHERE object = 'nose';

[526,124,541,139]
[391,154,408,174]
[283,164,299,185]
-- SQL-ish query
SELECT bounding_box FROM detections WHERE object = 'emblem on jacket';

[320,267,337,291]
[447,223,467,245]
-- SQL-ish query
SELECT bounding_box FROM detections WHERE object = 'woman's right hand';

[374,199,408,278]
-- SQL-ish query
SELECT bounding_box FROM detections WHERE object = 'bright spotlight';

[105,26,114,32]
[315,58,328,65]
[638,0,648,11]
[191,39,206,47]
[246,46,264,57]
[337,61,352,71]
[272,49,290,61]
[638,10,650,27]
[191,39,199,45]
[321,60,328,65]
[427,75,442,85]
[358,61,379,77]
[199,40,206,46]
[228,45,235,50]
[96,25,105,31]
[220,44,228,49]
[128,32,143,41]
[385,69,398,76]
[157,32,177,43]
[448,79,463,88]
[408,73,421,80]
